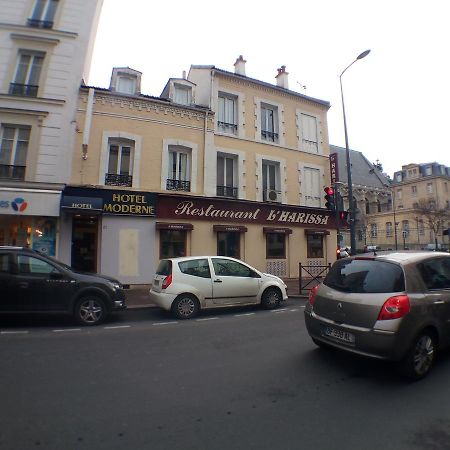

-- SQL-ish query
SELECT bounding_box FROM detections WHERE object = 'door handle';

[214,279,223,283]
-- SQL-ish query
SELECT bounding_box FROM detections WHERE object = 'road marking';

[196,317,218,322]
[153,321,179,326]
[53,328,81,333]
[1,330,29,335]
[104,325,131,330]
[300,305,306,308]
[290,308,299,312]
[234,312,256,317]
[272,308,288,313]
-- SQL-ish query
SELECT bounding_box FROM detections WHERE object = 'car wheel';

[261,287,281,310]
[74,296,107,326]
[399,331,437,380]
[172,294,199,320]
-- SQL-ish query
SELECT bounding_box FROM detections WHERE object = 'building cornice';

[0,22,77,39]
[0,94,65,106]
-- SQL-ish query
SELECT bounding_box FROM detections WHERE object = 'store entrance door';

[71,216,99,273]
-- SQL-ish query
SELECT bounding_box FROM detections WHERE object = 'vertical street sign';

[330,153,339,185]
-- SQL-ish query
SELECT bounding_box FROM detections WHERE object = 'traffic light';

[324,186,335,211]
[339,211,349,227]
[336,246,341,259]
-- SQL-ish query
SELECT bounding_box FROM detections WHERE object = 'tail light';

[308,285,319,306]
[161,274,173,289]
[377,295,410,320]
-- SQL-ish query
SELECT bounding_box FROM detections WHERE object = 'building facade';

[64,58,337,284]
[0,0,103,255]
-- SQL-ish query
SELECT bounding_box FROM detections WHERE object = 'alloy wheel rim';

[80,300,103,323]
[413,335,434,376]
[178,298,195,316]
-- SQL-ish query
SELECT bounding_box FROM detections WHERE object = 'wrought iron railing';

[216,185,238,198]
[166,179,191,192]
[27,18,54,28]
[0,165,26,180]
[261,130,278,142]
[105,173,132,187]
[9,83,38,97]
[217,121,238,133]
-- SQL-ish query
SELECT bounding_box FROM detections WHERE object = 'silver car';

[304,251,450,379]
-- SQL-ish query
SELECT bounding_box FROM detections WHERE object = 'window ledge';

[0,93,65,106]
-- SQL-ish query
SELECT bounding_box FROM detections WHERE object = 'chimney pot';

[275,65,289,89]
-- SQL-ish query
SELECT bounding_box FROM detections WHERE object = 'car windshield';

[156,259,172,276]
[324,258,405,293]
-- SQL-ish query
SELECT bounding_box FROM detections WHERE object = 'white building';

[0,0,103,255]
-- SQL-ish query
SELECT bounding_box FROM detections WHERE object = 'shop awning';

[304,229,330,236]
[263,227,293,235]
[213,225,248,233]
[156,222,194,230]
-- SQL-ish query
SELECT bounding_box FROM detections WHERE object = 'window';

[217,232,240,259]
[117,76,136,95]
[17,255,58,275]
[303,167,321,207]
[167,146,191,191]
[418,258,450,290]
[266,233,286,259]
[425,166,432,175]
[396,173,402,182]
[261,103,278,142]
[365,198,370,214]
[262,161,280,202]
[397,189,402,199]
[217,154,237,198]
[0,125,30,180]
[0,254,10,272]
[179,259,211,278]
[28,0,58,28]
[370,223,378,238]
[105,139,133,187]
[386,222,393,237]
[10,51,44,97]
[427,182,433,194]
[412,185,417,196]
[212,258,256,278]
[174,84,191,105]
[160,230,186,258]
[217,94,237,134]
[300,113,318,153]
[418,219,425,235]
[307,235,324,258]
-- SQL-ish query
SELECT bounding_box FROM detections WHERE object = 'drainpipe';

[82,88,95,160]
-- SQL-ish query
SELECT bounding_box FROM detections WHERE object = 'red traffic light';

[324,186,334,196]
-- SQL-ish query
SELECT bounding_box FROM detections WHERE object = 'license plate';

[324,326,355,344]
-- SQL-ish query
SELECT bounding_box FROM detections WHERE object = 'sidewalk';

[124,278,308,309]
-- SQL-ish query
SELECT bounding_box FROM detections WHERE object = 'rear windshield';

[324,259,405,293]
[156,259,172,276]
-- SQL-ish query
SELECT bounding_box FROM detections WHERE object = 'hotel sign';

[330,153,339,185]
[158,195,335,229]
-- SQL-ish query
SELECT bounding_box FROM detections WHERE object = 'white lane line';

[196,317,218,322]
[300,305,306,308]
[153,322,179,326]
[290,308,299,312]
[53,328,81,333]
[104,325,131,330]
[234,312,256,317]
[272,308,288,313]
[1,330,29,335]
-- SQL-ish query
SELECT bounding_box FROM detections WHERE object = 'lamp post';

[340,49,370,255]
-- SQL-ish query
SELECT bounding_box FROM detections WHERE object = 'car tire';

[261,287,281,310]
[398,331,437,380]
[74,295,107,326]
[172,294,199,320]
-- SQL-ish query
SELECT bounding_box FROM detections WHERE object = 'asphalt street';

[2,300,450,450]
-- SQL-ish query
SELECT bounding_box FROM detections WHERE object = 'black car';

[0,246,126,325]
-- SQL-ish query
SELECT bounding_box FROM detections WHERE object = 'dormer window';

[174,84,191,105]
[117,76,136,95]
[160,78,195,105]
[109,67,141,96]
[28,0,58,28]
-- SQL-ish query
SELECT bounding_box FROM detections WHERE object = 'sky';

[88,0,450,179]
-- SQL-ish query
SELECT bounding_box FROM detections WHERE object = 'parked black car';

[0,246,126,325]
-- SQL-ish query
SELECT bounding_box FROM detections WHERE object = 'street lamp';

[340,49,370,255]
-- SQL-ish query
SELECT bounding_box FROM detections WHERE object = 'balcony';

[27,18,54,28]
[261,130,278,142]
[216,185,238,198]
[217,121,237,134]
[9,83,38,97]
[166,179,190,192]
[105,173,132,187]
[0,165,26,180]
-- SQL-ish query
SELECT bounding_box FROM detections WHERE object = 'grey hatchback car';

[304,251,450,379]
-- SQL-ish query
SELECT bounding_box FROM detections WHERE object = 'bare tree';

[416,199,450,248]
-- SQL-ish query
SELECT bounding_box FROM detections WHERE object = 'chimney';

[276,65,289,89]
[182,70,186,79]
[234,55,246,76]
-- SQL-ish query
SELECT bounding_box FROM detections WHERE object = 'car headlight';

[108,281,122,291]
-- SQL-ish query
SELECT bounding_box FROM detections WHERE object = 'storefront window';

[217,232,240,258]
[160,230,186,258]
[0,216,56,256]
[307,235,324,258]
[266,233,286,259]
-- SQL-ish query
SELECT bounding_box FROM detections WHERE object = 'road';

[1,300,450,450]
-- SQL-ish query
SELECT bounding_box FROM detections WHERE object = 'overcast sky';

[88,0,449,178]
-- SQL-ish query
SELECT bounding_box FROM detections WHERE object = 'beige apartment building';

[62,58,336,284]
[365,162,450,250]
